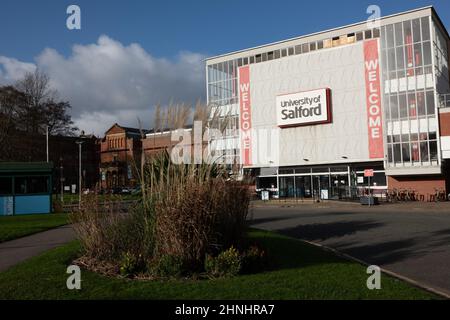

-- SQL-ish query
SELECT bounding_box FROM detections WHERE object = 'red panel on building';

[239,65,252,166]
[364,39,384,159]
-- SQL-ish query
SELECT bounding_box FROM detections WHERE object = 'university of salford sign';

[276,88,331,127]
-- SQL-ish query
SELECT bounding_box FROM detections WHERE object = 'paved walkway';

[250,201,450,297]
[0,225,75,272]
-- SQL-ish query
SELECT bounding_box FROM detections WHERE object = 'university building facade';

[206,6,450,200]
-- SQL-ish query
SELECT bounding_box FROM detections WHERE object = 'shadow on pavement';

[278,220,384,241]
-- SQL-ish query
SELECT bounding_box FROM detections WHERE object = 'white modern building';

[206,6,450,200]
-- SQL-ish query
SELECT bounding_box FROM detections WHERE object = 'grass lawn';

[0,229,438,300]
[0,213,69,243]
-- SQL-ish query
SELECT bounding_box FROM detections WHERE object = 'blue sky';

[0,0,449,134]
[1,0,449,61]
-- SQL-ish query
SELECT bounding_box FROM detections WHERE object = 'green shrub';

[149,255,185,278]
[205,247,241,278]
[119,252,144,277]
[241,245,268,274]
[71,103,251,279]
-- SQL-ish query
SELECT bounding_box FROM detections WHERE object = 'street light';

[59,157,64,203]
[75,140,85,208]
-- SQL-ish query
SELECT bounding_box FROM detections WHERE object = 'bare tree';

[0,86,26,157]
[14,69,77,135]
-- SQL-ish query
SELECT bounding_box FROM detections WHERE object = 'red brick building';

[99,123,149,189]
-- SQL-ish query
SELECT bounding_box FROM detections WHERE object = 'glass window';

[420,132,428,141]
[249,56,255,64]
[388,144,393,162]
[402,143,411,162]
[414,43,422,67]
[332,37,340,47]
[426,91,435,115]
[288,47,294,55]
[403,20,412,45]
[412,18,421,43]
[399,93,407,118]
[281,49,287,57]
[421,17,430,41]
[388,48,396,71]
[417,91,426,116]
[390,95,399,120]
[14,177,49,194]
[323,39,332,48]
[356,32,363,41]
[429,131,437,140]
[381,26,386,49]
[393,144,402,163]
[411,142,420,162]
[373,28,380,38]
[310,42,316,51]
[396,46,405,70]
[317,40,324,49]
[302,43,309,53]
[243,57,248,65]
[267,51,274,61]
[295,45,302,55]
[262,53,267,62]
[365,30,372,39]
[408,93,417,118]
[430,141,438,160]
[394,23,403,47]
[420,141,429,161]
[386,24,395,48]
[0,177,13,194]
[279,169,294,175]
[422,42,432,65]
[274,50,280,59]
[347,33,355,43]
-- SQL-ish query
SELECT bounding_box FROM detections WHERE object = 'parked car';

[121,187,131,194]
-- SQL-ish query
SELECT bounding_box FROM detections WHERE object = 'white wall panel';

[248,43,371,166]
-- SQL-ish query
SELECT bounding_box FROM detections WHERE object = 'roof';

[206,6,446,63]
[145,124,193,137]
[104,123,150,136]
[0,162,54,173]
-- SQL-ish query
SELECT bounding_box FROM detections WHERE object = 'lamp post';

[46,126,49,163]
[75,140,85,208]
[59,157,64,203]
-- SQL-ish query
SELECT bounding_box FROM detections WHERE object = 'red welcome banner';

[364,39,384,159]
[239,65,252,166]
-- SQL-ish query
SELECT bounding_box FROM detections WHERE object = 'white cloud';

[0,35,206,135]
[0,56,36,83]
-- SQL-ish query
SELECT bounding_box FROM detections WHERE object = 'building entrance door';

[312,175,330,200]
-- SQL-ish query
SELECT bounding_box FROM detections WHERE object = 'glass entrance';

[312,175,330,200]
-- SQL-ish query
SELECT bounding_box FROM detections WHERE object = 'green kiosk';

[0,162,53,215]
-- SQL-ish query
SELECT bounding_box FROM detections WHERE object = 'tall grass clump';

[70,102,251,278]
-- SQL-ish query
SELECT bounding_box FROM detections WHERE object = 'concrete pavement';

[250,201,450,297]
[0,225,75,272]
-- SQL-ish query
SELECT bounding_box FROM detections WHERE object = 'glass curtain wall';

[381,16,439,168]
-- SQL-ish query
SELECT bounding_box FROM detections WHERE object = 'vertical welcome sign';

[239,65,252,166]
[364,39,384,159]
